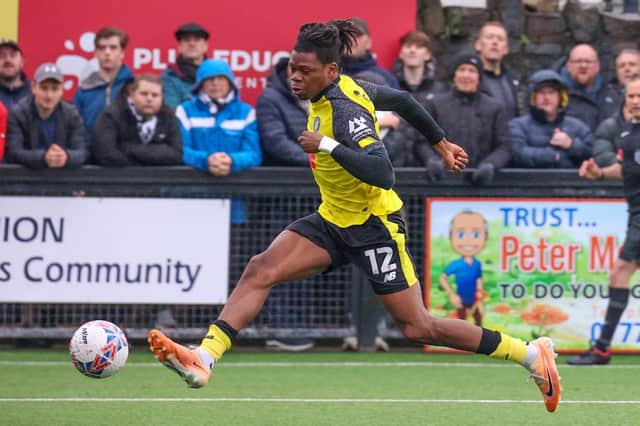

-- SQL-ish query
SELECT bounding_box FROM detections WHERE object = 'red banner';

[19,0,415,104]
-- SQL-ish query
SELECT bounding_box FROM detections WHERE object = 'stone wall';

[417,0,640,84]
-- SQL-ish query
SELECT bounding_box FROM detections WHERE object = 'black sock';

[213,319,238,345]
[476,328,502,354]
[596,287,630,352]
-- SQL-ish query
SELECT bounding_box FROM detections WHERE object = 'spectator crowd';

[3,19,637,184]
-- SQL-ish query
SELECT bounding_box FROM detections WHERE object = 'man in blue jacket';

[73,27,134,131]
[176,58,261,223]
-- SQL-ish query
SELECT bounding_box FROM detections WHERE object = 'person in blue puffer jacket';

[509,69,592,169]
[176,58,261,223]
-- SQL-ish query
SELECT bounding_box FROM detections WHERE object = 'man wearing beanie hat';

[162,22,210,109]
[509,69,592,168]
[424,51,511,185]
[449,52,483,79]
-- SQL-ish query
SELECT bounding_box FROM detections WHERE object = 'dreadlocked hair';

[294,19,359,64]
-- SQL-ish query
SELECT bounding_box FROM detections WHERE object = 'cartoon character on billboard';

[439,210,488,326]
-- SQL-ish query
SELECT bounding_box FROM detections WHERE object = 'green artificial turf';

[1,349,638,425]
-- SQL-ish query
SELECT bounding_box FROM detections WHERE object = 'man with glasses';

[560,44,607,131]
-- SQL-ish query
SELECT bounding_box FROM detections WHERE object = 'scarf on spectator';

[127,97,157,144]
[177,56,201,83]
[560,66,603,103]
[198,89,235,114]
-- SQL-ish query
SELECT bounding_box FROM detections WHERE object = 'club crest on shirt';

[313,116,321,132]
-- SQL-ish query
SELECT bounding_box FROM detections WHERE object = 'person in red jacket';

[0,100,6,161]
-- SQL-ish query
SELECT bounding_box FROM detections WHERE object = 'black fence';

[0,165,622,341]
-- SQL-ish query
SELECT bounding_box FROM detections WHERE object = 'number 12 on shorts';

[364,247,397,275]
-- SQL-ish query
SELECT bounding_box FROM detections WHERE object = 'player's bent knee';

[240,253,280,289]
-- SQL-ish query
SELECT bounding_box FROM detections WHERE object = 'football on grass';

[69,320,129,378]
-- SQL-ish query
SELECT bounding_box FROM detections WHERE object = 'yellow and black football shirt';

[308,75,403,228]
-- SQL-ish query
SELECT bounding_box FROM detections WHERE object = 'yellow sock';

[199,324,232,360]
[488,332,528,364]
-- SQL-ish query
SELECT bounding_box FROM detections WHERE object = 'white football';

[69,320,129,378]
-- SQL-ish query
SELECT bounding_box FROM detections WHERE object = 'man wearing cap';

[509,69,592,168]
[176,58,261,223]
[425,52,511,185]
[162,23,210,110]
[340,18,399,89]
[6,63,88,169]
[73,27,134,131]
[0,39,31,109]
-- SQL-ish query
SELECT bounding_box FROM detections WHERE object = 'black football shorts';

[287,211,418,295]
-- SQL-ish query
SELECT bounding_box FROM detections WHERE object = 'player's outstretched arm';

[360,81,444,145]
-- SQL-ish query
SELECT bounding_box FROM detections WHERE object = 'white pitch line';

[0,397,638,404]
[1,360,640,368]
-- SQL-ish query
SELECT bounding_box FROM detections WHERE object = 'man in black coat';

[571,77,640,365]
[425,52,511,185]
[6,63,87,168]
[255,57,309,166]
[474,21,521,121]
[92,73,182,166]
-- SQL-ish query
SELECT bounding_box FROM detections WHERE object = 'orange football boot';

[528,337,562,412]
[148,329,212,388]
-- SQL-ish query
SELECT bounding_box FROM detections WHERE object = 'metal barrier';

[0,165,623,341]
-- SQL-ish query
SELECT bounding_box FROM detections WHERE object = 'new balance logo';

[348,116,369,135]
[383,271,396,283]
